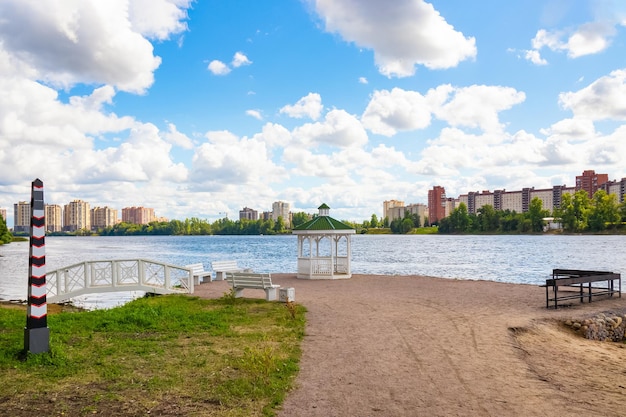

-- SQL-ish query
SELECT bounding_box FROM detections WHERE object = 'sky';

[1,0,626,227]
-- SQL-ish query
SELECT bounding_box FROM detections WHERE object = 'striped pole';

[24,178,50,354]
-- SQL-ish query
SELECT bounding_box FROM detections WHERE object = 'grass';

[0,294,306,416]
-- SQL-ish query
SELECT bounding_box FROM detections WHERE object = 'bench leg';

[265,287,278,301]
[234,288,244,298]
[215,271,225,281]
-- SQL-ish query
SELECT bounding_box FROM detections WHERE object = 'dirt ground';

[196,274,626,417]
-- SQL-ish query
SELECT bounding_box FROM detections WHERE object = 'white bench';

[211,260,246,281]
[225,272,280,301]
[185,263,213,285]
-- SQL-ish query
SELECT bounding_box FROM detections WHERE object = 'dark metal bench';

[545,269,621,309]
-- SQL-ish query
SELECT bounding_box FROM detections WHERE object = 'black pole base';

[24,327,50,354]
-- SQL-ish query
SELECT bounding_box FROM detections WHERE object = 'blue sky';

[1,0,626,226]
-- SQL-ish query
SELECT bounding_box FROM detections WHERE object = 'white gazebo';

[292,204,355,279]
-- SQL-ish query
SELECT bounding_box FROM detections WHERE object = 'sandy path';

[194,274,626,417]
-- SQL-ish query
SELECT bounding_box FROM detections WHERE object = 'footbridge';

[46,259,194,304]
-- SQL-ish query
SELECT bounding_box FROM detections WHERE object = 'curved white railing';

[46,259,194,304]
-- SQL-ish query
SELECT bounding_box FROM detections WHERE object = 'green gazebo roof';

[293,204,353,231]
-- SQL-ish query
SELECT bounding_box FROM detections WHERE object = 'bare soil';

[197,274,626,417]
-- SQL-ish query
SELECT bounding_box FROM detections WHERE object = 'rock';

[565,319,573,326]
[572,322,581,330]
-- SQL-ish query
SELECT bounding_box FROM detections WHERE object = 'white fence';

[47,259,193,304]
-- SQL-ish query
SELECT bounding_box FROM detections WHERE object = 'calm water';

[1,234,625,307]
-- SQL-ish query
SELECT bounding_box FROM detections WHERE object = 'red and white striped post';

[24,178,50,354]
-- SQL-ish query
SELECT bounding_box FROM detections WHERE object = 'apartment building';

[239,207,258,221]
[386,203,428,222]
[576,170,609,199]
[64,200,91,232]
[383,200,404,221]
[600,178,626,203]
[427,186,446,225]
[45,204,63,233]
[0,208,6,222]
[272,201,290,227]
[13,201,31,233]
[92,206,119,230]
[122,206,155,224]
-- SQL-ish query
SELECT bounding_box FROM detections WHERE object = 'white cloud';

[162,123,194,149]
[361,88,432,136]
[128,0,191,40]
[524,49,547,65]
[527,15,621,63]
[279,93,323,120]
[246,109,263,120]
[358,77,368,84]
[313,0,476,77]
[190,131,286,189]
[251,123,292,148]
[0,0,190,93]
[558,69,626,120]
[431,84,526,132]
[232,52,252,68]
[539,118,596,139]
[292,109,368,148]
[207,60,231,75]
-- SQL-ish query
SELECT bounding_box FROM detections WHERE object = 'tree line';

[438,190,625,234]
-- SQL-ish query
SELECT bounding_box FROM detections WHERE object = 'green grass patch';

[0,295,306,416]
[408,226,439,234]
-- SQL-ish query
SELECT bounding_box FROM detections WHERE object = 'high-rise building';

[45,204,63,233]
[599,178,626,203]
[13,201,30,233]
[0,208,6,222]
[122,206,155,224]
[576,170,609,199]
[383,200,404,221]
[239,207,258,221]
[92,206,119,230]
[428,186,446,225]
[64,200,91,232]
[272,201,290,227]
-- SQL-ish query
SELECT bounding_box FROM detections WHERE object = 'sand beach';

[194,273,626,417]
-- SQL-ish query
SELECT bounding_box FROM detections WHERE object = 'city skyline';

[1,1,626,227]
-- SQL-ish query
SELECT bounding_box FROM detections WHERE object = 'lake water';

[1,234,625,308]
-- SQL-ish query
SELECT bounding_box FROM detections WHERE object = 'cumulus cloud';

[207,60,231,75]
[558,69,626,120]
[162,123,194,149]
[279,93,324,120]
[431,85,526,132]
[525,4,626,65]
[190,131,286,189]
[232,52,252,67]
[312,0,476,77]
[0,0,190,93]
[292,109,368,148]
[359,77,368,84]
[361,88,432,136]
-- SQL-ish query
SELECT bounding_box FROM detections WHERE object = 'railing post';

[138,260,145,285]
[164,265,170,290]
[111,260,117,288]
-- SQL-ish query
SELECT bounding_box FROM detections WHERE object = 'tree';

[291,212,309,228]
[477,204,499,232]
[556,190,591,232]
[274,216,285,233]
[0,215,12,244]
[439,203,470,233]
[400,218,413,234]
[588,190,621,231]
[527,197,549,232]
[370,214,379,228]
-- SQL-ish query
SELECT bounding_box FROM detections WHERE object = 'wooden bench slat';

[225,272,279,301]
[545,269,621,309]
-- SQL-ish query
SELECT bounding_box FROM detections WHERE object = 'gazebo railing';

[298,257,350,276]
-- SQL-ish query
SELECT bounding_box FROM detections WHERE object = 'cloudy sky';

[1,0,626,226]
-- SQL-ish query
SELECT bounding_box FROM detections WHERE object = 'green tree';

[0,215,12,244]
[588,190,621,231]
[400,218,413,234]
[556,190,591,232]
[477,204,499,232]
[274,216,285,233]
[383,216,389,228]
[291,212,309,228]
[439,203,470,233]
[527,197,549,232]
[370,213,379,228]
